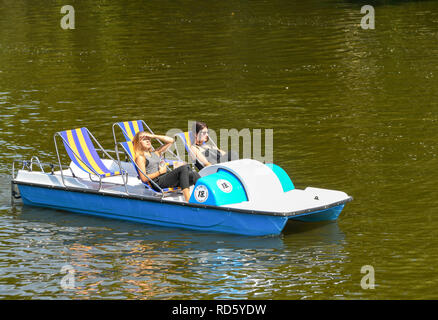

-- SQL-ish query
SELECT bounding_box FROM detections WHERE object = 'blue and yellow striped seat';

[176,131,195,154]
[59,127,123,178]
[119,141,180,194]
[114,120,183,167]
[175,131,205,170]
[115,120,144,141]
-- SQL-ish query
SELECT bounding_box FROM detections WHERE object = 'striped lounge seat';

[175,131,205,170]
[58,127,123,178]
[116,120,145,142]
[113,120,180,167]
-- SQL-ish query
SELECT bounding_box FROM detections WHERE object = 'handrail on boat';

[12,156,138,199]
[11,158,76,205]
[12,158,74,177]
[30,156,45,173]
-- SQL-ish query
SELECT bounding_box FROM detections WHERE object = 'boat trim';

[12,178,353,218]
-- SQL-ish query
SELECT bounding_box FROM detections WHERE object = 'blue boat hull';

[17,184,346,236]
[288,204,345,222]
[18,184,291,236]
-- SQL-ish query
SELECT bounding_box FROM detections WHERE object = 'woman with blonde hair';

[133,131,200,202]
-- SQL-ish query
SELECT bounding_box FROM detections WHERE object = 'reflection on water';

[0,204,347,299]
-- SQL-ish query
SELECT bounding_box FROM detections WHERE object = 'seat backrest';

[116,120,144,141]
[59,127,112,177]
[175,131,196,159]
[120,140,141,176]
[175,131,206,170]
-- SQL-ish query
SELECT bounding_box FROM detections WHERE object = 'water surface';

[1,0,438,299]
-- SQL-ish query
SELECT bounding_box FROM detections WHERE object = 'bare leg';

[183,188,190,202]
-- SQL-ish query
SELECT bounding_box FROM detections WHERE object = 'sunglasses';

[140,136,151,141]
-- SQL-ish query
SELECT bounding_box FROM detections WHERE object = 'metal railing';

[11,153,178,203]
[10,157,75,205]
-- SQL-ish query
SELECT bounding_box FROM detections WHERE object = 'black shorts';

[152,164,200,191]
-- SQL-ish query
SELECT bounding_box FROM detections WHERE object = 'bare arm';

[135,154,162,183]
[216,147,226,156]
[147,133,175,156]
[190,145,212,167]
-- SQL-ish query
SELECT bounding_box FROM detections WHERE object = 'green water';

[1,0,438,299]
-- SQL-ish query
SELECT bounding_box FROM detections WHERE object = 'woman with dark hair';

[133,131,200,202]
[190,121,238,168]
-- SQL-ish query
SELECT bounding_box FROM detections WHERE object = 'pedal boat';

[11,156,352,236]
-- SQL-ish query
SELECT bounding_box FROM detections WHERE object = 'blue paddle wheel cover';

[189,169,248,206]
